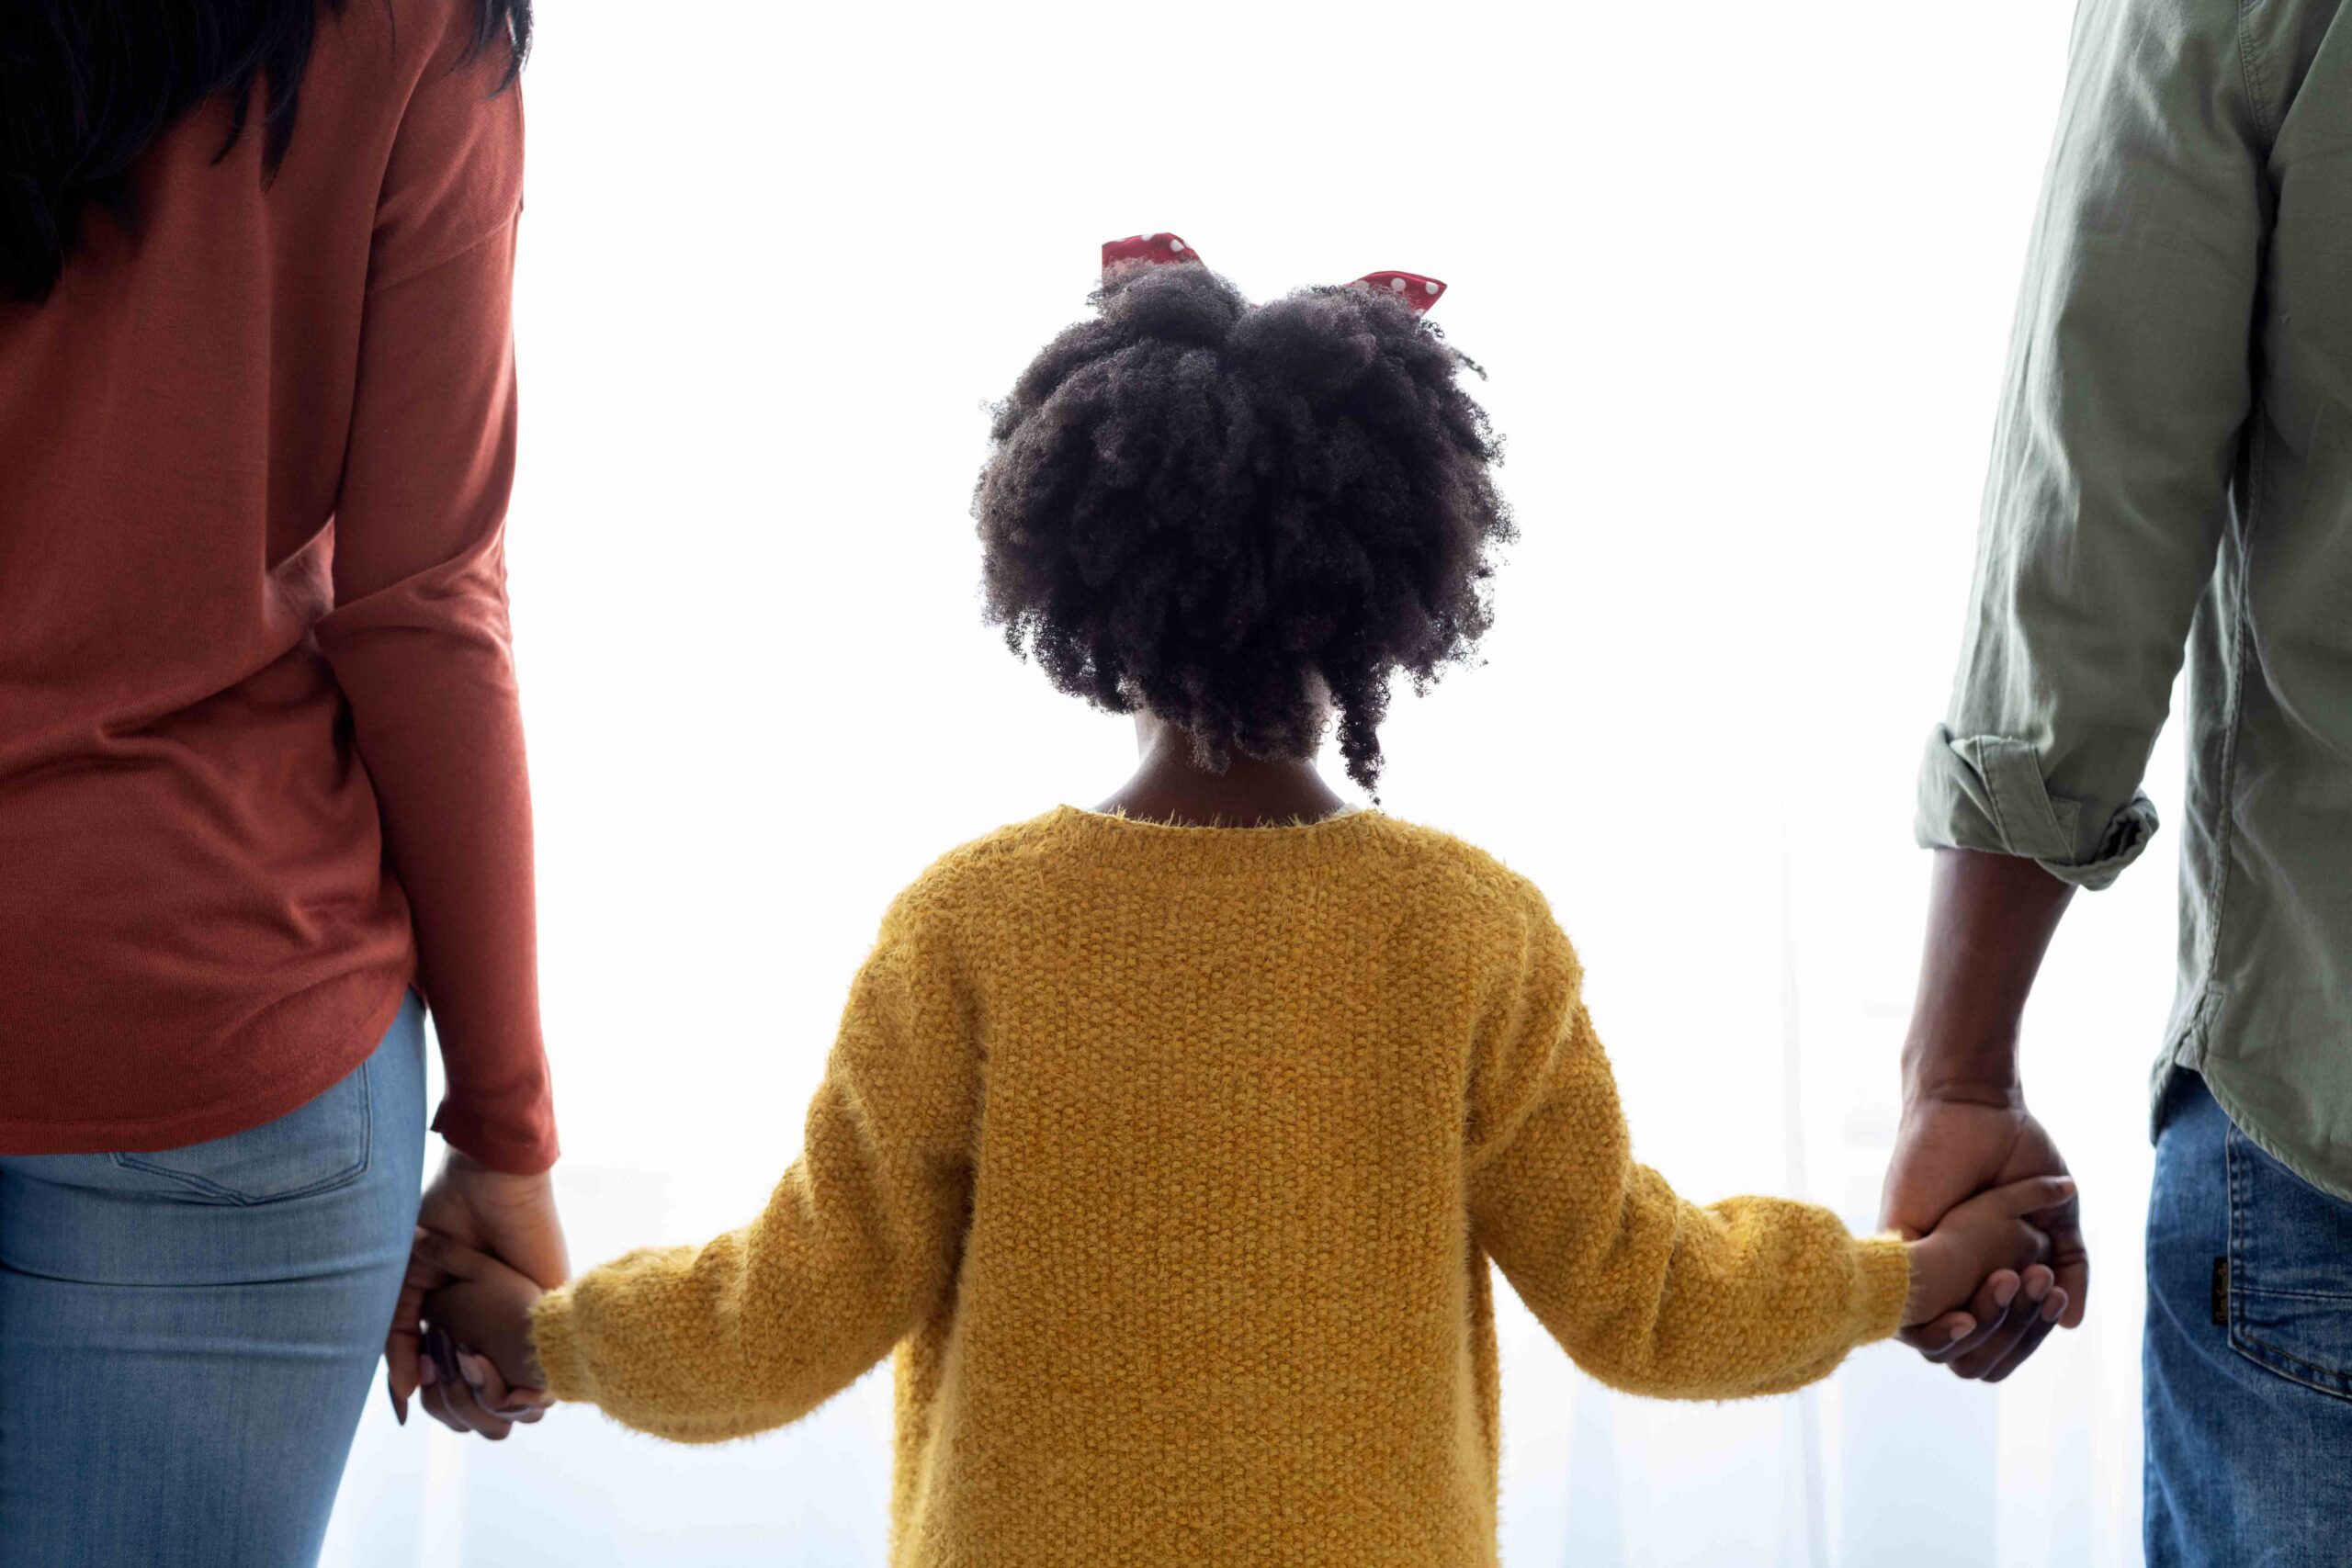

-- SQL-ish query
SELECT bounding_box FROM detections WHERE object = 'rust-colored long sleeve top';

[0,0,557,1172]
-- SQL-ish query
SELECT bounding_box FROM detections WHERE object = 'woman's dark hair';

[976,260,1513,795]
[0,0,530,302]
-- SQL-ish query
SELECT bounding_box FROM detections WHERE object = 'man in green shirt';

[1881,0,2352,1557]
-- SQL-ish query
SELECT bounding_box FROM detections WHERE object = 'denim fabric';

[2145,1070,2352,1567]
[0,993,426,1568]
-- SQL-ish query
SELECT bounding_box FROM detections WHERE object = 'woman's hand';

[386,1151,569,1436]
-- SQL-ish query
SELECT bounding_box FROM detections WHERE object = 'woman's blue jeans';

[0,993,426,1567]
[2145,1069,2352,1566]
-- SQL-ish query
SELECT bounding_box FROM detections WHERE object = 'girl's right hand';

[1902,1174,2075,1335]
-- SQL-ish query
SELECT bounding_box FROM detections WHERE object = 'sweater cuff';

[1851,1235,1915,1345]
[528,1285,589,1404]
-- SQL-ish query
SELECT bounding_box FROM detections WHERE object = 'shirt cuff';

[432,1100,560,1176]
[1914,726,2159,891]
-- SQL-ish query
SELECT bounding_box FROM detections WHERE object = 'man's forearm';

[1902,849,2076,1100]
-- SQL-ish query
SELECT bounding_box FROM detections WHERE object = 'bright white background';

[324,2,2187,1562]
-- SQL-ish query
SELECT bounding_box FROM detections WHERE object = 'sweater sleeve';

[528,896,979,1443]
[312,20,554,1173]
[1466,886,1911,1400]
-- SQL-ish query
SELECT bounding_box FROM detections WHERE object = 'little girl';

[423,237,2067,1565]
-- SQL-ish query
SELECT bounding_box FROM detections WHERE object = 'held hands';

[387,1151,570,1438]
[1883,1089,2088,1381]
[1901,1173,2075,1348]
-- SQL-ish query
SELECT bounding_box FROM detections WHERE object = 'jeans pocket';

[110,1058,375,1205]
[2226,1122,2352,1401]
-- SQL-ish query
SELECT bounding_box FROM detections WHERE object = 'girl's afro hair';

[973,257,1512,794]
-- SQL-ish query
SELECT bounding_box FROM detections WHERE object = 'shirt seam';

[1971,738,2018,852]
[368,205,522,297]
[2199,417,2267,1005]
[2234,0,2278,149]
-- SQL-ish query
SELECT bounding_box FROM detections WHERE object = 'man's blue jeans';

[0,993,426,1568]
[2146,1069,2352,1566]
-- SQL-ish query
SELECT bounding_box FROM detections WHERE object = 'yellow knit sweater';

[530,807,1910,1565]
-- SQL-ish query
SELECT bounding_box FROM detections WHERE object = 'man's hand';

[1883,1088,2086,1381]
[1887,848,2084,1382]
[387,1150,570,1437]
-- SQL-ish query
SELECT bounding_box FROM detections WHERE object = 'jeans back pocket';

[111,1058,375,1205]
[2227,1121,2352,1400]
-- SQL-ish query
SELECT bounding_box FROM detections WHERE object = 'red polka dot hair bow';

[1101,232,1447,313]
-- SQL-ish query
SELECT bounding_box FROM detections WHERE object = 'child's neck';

[1093,716,1351,829]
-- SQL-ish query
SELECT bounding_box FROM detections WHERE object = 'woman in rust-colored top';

[0,1,566,1558]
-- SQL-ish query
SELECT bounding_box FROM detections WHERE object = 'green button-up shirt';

[1919,0,2352,1198]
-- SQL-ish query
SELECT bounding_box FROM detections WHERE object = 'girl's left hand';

[388,1156,568,1432]
[416,1229,553,1410]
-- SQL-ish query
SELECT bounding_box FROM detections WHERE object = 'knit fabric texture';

[530,807,1912,1564]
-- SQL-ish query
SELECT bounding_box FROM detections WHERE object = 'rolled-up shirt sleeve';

[313,26,555,1171]
[1919,0,2267,892]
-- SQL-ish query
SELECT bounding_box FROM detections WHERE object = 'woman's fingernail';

[390,1386,407,1427]
[458,1351,487,1389]
[2026,1276,2050,1300]
[419,1357,438,1387]
[1993,1279,2018,1309]
[1948,1319,1972,1342]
